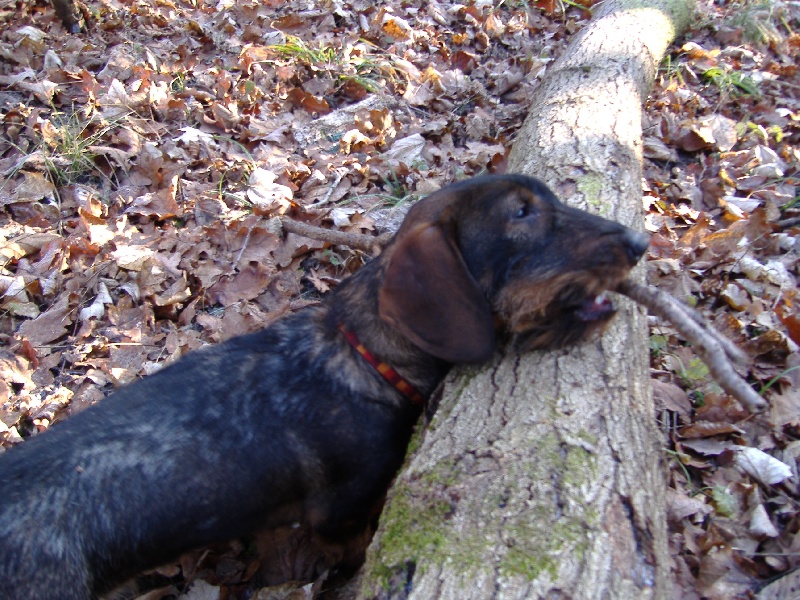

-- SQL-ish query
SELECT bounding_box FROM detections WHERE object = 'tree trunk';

[358,0,694,598]
[52,0,82,33]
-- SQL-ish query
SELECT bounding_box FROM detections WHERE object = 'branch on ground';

[277,218,392,253]
[617,280,767,413]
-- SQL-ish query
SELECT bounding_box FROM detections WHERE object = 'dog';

[0,174,648,599]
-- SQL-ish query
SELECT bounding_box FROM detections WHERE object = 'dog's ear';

[378,220,495,363]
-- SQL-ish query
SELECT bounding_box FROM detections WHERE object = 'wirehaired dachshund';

[0,174,648,599]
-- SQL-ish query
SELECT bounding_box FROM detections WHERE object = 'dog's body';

[0,175,648,599]
[0,309,427,598]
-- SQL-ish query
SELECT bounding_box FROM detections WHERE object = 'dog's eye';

[513,205,534,219]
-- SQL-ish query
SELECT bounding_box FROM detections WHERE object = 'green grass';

[268,35,339,66]
[6,108,124,193]
[725,0,793,44]
[703,67,760,97]
[268,36,400,94]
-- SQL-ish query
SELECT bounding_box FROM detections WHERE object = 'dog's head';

[378,174,649,363]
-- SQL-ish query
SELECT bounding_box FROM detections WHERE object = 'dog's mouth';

[504,282,624,351]
[574,292,616,322]
[558,283,619,324]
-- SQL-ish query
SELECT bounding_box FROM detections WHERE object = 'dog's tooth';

[594,293,607,305]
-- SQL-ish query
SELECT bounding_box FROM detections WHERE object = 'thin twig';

[308,170,346,210]
[233,225,254,267]
[654,290,749,366]
[777,216,800,229]
[616,280,767,413]
[279,218,392,252]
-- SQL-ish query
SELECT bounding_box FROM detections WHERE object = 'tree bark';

[358,0,694,598]
[52,0,82,33]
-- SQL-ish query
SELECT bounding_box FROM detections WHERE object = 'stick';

[616,280,767,413]
[278,218,392,253]
[648,288,749,366]
[307,170,345,210]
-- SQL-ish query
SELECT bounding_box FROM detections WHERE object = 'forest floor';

[0,0,799,598]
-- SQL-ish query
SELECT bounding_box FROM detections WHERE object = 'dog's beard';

[494,273,627,351]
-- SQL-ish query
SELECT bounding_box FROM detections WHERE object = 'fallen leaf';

[18,294,74,347]
[381,133,426,166]
[112,244,156,271]
[0,232,62,267]
[12,171,56,202]
[680,114,738,152]
[382,14,412,40]
[247,168,293,213]
[680,438,736,456]
[126,177,181,219]
[667,488,713,520]
[749,504,778,537]
[78,282,113,321]
[652,379,692,416]
[734,447,793,486]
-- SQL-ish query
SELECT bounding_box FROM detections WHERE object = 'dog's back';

[0,306,421,598]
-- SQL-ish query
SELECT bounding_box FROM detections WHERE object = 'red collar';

[338,324,425,405]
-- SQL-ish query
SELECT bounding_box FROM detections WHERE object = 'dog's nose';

[623,230,650,265]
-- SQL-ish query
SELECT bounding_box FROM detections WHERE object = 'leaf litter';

[0,0,798,597]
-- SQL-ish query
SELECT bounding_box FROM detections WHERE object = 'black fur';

[0,175,648,599]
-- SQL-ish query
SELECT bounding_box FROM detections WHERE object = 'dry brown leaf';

[381,15,412,40]
[286,88,331,115]
[734,447,793,486]
[667,488,713,520]
[111,244,156,271]
[12,171,56,202]
[757,567,800,599]
[0,232,63,267]
[381,133,426,166]
[0,350,35,403]
[17,294,74,347]
[680,420,744,439]
[206,263,274,307]
[305,269,330,293]
[340,129,372,154]
[154,278,192,307]
[126,182,181,219]
[652,379,693,416]
[484,13,506,39]
[247,168,293,213]
[679,438,735,456]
